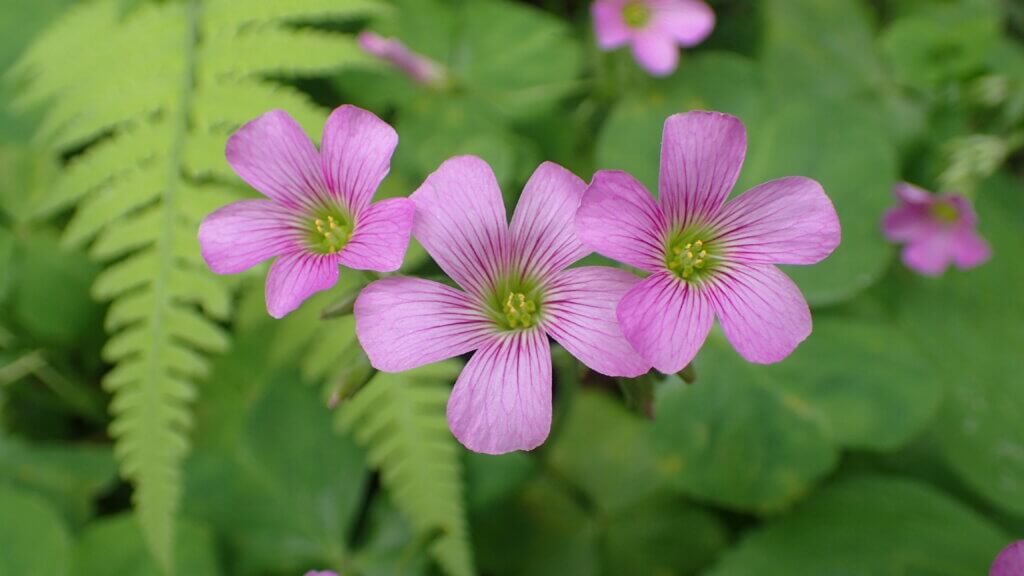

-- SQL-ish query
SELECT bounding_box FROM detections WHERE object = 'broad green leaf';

[350,496,429,576]
[73,515,220,576]
[898,174,1024,515]
[708,475,1008,576]
[0,227,12,304]
[654,317,940,512]
[0,483,72,576]
[465,451,537,511]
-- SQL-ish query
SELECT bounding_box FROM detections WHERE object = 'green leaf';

[339,363,475,576]
[0,483,72,575]
[708,475,1008,576]
[350,496,429,576]
[653,317,941,512]
[73,515,220,576]
[897,174,1024,516]
[0,227,12,304]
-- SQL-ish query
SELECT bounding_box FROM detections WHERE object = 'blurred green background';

[0,0,1022,574]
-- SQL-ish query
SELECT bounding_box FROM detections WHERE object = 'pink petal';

[711,176,841,265]
[655,0,715,46]
[338,198,414,273]
[320,105,398,215]
[510,162,589,282]
[950,226,991,270]
[616,272,713,374]
[894,182,931,205]
[882,203,933,243]
[902,232,953,277]
[447,330,552,454]
[542,266,651,377]
[354,277,495,372]
[592,0,632,49]
[631,30,679,76]
[264,252,340,319]
[198,200,301,274]
[411,156,511,299]
[705,264,811,364]
[576,170,667,273]
[225,110,327,211]
[659,111,747,226]
[991,541,1024,576]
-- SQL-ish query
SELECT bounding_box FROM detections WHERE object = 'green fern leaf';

[339,363,476,576]
[11,0,383,571]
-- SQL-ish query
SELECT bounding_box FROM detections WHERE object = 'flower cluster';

[199,105,841,454]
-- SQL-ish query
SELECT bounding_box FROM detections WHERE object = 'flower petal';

[510,162,589,282]
[355,277,495,372]
[894,182,931,205]
[576,170,667,272]
[321,105,398,215]
[592,0,631,49]
[631,31,679,76]
[447,329,552,454]
[225,109,327,210]
[198,199,300,274]
[616,272,713,374]
[950,226,991,270]
[882,203,933,243]
[991,541,1024,576]
[338,198,414,273]
[543,267,651,377]
[711,176,840,265]
[704,264,811,364]
[656,0,715,46]
[659,111,747,226]
[265,252,340,319]
[411,156,511,298]
[902,233,952,276]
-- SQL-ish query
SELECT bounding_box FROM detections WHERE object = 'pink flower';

[198,106,413,318]
[882,183,991,277]
[355,158,651,454]
[592,0,714,76]
[576,111,840,373]
[358,31,446,86]
[305,572,338,576]
[991,541,1024,576]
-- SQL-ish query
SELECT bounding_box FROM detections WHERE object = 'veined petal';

[198,199,301,274]
[712,176,840,265]
[576,170,667,272]
[543,267,651,377]
[338,198,414,273]
[631,31,679,76]
[355,277,495,372]
[225,109,327,211]
[704,264,811,364]
[447,329,552,454]
[659,111,746,226]
[411,156,511,299]
[265,252,340,319]
[655,0,715,46]
[617,271,713,374]
[321,105,398,215]
[592,0,632,49]
[510,162,589,282]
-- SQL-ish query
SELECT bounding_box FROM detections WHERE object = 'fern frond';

[339,364,476,576]
[12,0,383,570]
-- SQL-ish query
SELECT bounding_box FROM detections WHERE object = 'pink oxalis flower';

[356,158,651,454]
[881,183,991,277]
[358,31,446,87]
[198,106,413,318]
[592,0,715,76]
[991,541,1024,576]
[305,572,338,576]
[576,111,841,373]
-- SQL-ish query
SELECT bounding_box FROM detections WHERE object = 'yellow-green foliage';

[10,0,383,571]
[339,363,476,576]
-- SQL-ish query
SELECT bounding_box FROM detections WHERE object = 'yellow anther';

[685,243,692,250]
[695,240,703,249]
[699,250,707,258]
[667,237,711,280]
[328,215,338,229]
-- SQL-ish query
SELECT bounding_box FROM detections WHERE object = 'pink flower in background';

[577,111,840,373]
[356,158,651,454]
[991,541,1024,576]
[305,572,338,576]
[358,31,446,86]
[882,183,991,277]
[592,0,714,76]
[198,106,413,318]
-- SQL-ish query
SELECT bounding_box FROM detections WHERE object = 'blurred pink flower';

[592,0,714,76]
[305,572,338,576]
[355,158,650,454]
[358,31,446,86]
[198,106,413,318]
[882,183,991,276]
[576,111,840,373]
[991,541,1024,576]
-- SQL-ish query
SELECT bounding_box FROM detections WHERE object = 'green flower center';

[503,292,538,329]
[307,207,354,254]
[622,1,651,28]
[486,276,544,331]
[665,229,719,281]
[930,201,959,223]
